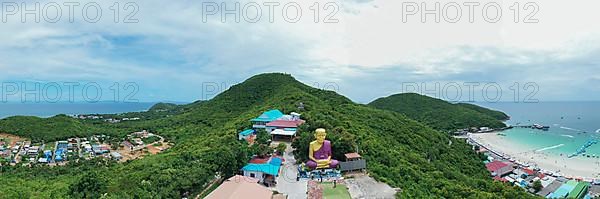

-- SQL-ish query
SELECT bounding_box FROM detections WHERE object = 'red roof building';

[344,153,362,160]
[522,168,535,176]
[538,173,546,179]
[485,161,514,177]
[266,117,305,141]
[249,157,270,164]
[266,120,305,128]
[122,141,134,149]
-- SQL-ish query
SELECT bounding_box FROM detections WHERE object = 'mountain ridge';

[0,73,534,198]
[369,93,508,132]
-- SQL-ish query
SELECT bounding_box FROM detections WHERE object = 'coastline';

[470,132,600,180]
[0,102,156,119]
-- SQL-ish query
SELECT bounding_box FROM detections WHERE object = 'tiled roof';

[485,161,510,172]
[249,157,269,164]
[345,153,362,159]
[242,163,280,176]
[239,129,255,136]
[205,175,272,199]
[266,119,305,128]
[522,168,535,175]
[251,110,284,122]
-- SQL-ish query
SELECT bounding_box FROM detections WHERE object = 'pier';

[511,124,550,130]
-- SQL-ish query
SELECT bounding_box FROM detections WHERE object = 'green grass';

[322,182,351,199]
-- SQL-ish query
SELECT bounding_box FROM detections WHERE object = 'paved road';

[274,142,308,199]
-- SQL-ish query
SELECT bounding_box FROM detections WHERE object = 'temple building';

[266,118,305,141]
[251,110,284,129]
[250,110,304,141]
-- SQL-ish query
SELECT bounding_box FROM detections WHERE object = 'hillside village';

[0,130,170,166]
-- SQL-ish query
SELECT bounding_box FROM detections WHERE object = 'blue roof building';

[251,110,284,122]
[242,163,280,176]
[269,157,282,166]
[238,129,255,140]
[251,110,284,129]
[57,141,68,150]
[547,180,577,198]
[242,162,281,185]
[44,150,52,158]
[55,148,64,161]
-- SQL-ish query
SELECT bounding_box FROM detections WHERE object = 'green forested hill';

[148,102,179,112]
[0,115,122,142]
[457,103,510,120]
[0,73,533,198]
[368,93,507,132]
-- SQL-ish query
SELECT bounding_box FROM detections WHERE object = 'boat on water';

[532,124,550,131]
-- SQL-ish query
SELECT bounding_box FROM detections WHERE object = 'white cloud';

[0,0,599,102]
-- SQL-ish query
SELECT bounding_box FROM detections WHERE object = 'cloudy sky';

[1,0,599,103]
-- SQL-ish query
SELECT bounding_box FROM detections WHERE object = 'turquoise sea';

[475,102,600,157]
[0,102,156,119]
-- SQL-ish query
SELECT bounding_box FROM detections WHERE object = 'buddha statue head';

[314,128,327,144]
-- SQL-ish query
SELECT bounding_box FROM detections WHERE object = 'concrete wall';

[243,170,265,183]
[340,159,367,172]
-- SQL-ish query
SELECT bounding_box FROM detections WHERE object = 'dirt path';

[111,135,169,161]
[0,133,25,146]
[146,135,169,155]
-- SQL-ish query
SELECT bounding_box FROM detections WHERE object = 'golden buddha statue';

[306,128,338,169]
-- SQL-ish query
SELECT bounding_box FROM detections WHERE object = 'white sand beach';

[471,133,600,179]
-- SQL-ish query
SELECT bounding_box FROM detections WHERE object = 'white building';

[241,163,280,183]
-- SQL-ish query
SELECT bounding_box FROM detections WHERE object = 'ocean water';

[475,101,600,156]
[0,102,156,119]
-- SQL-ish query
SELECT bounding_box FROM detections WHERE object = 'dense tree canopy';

[0,73,535,198]
[456,103,510,120]
[0,115,123,142]
[369,93,508,132]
